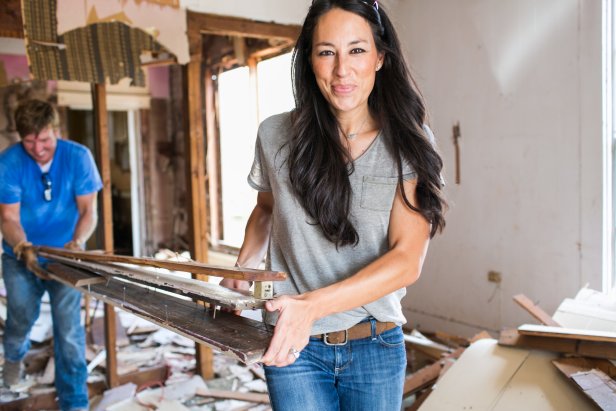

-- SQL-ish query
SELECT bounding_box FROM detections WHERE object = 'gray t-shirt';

[248,112,418,335]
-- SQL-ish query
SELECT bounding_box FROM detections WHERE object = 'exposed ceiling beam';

[0,0,24,39]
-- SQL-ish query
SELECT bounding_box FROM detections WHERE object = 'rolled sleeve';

[247,135,272,192]
[74,148,103,196]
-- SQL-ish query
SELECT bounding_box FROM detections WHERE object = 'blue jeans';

[264,318,406,411]
[2,254,88,411]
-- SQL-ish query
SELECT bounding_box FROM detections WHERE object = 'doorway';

[65,109,144,256]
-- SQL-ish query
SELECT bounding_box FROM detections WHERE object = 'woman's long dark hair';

[289,0,446,247]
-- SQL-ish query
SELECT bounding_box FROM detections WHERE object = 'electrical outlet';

[488,271,502,284]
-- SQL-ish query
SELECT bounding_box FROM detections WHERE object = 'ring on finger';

[289,347,300,359]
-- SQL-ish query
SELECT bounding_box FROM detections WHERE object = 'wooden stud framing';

[92,83,119,388]
[187,11,300,46]
[184,58,214,379]
[183,9,300,377]
[0,0,24,38]
[205,66,223,245]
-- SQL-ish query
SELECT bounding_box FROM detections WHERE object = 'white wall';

[395,0,603,336]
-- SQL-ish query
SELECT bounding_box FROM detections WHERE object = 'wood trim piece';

[518,324,616,343]
[47,262,106,287]
[513,294,561,327]
[46,255,267,310]
[38,246,286,282]
[499,329,616,360]
[50,263,272,364]
[195,388,270,404]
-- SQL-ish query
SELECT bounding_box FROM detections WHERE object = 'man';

[0,99,102,411]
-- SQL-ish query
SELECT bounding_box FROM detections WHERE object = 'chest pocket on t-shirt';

[360,176,399,212]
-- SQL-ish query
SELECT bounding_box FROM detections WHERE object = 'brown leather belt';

[312,321,397,345]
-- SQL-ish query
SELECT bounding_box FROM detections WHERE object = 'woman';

[222,0,445,409]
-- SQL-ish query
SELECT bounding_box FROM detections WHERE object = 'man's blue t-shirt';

[0,139,103,256]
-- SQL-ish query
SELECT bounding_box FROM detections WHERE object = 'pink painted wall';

[148,66,169,99]
[0,54,29,81]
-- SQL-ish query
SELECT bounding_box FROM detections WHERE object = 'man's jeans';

[2,254,88,411]
[264,318,406,411]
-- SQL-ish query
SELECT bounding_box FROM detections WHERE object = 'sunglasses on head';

[42,172,52,202]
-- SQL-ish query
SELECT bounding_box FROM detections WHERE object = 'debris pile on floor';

[1,278,614,410]
[401,287,616,411]
[0,281,273,411]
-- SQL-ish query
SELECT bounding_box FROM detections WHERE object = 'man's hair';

[14,99,59,139]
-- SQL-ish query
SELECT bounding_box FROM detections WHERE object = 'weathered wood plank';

[499,329,616,360]
[553,358,616,411]
[195,388,270,404]
[0,0,24,38]
[46,255,267,310]
[518,324,616,343]
[50,264,272,364]
[553,357,616,380]
[38,246,286,282]
[513,294,562,327]
[46,262,106,287]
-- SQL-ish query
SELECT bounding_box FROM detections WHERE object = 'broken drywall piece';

[36,357,54,385]
[107,396,190,411]
[419,339,594,411]
[161,375,207,402]
[553,287,616,332]
[22,0,177,86]
[229,364,254,383]
[56,0,188,64]
[118,311,160,335]
[93,382,137,411]
[29,307,52,343]
[404,330,452,359]
[243,378,268,393]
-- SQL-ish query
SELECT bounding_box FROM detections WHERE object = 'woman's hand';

[260,294,317,367]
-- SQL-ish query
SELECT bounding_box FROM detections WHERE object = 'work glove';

[13,240,51,280]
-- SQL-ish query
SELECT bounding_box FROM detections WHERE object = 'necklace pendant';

[347,133,357,140]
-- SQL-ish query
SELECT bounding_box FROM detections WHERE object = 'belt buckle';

[323,329,348,346]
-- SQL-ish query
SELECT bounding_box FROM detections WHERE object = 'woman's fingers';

[261,296,311,367]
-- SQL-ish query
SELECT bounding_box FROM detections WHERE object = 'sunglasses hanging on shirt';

[41,172,52,202]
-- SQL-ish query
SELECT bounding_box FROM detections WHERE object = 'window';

[604,0,615,292]
[218,52,294,248]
